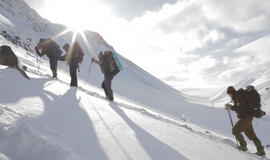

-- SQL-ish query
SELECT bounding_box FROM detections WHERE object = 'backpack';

[245,86,266,118]
[112,52,123,70]
[72,41,84,64]
[47,41,62,58]
[102,51,121,76]
[39,38,62,59]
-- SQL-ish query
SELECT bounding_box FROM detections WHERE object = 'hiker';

[225,86,265,156]
[92,51,121,101]
[35,38,62,78]
[61,41,84,87]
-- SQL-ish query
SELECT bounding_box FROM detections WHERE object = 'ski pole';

[227,109,234,127]
[227,109,239,146]
[85,61,93,87]
[36,55,40,74]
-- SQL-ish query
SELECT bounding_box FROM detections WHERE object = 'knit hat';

[227,86,236,94]
[63,43,70,50]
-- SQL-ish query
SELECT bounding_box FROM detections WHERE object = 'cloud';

[201,0,270,33]
[162,75,188,82]
[99,0,178,20]
[138,0,270,88]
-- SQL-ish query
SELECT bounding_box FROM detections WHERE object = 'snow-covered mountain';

[0,0,269,160]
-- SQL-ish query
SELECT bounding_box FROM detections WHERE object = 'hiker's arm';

[58,54,67,61]
[92,58,101,65]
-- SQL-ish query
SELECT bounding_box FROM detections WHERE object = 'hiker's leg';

[69,64,77,86]
[50,58,57,78]
[102,81,108,97]
[244,118,265,153]
[233,119,247,148]
[104,74,114,101]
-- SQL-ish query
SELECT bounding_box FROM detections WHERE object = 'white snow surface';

[0,0,270,160]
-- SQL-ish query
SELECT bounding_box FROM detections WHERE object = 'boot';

[235,133,247,151]
[107,90,114,101]
[70,80,77,87]
[253,138,265,156]
[236,145,248,151]
[70,83,77,87]
[52,70,57,78]
[254,150,266,156]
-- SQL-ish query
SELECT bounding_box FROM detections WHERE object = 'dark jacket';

[36,39,62,60]
[100,52,116,75]
[231,90,252,119]
[99,55,109,74]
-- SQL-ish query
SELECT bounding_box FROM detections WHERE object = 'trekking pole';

[227,109,239,146]
[227,109,234,127]
[85,61,93,87]
[36,55,40,74]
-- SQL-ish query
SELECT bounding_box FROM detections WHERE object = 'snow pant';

[69,64,78,87]
[49,57,57,78]
[232,117,264,152]
[102,73,114,101]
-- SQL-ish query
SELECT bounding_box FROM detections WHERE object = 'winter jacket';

[99,54,111,75]
[231,90,252,119]
[36,39,62,60]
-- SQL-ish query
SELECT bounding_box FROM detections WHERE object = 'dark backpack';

[39,38,62,59]
[102,51,119,76]
[47,41,62,58]
[245,86,266,118]
[72,41,84,64]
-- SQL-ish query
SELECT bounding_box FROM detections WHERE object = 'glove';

[35,46,39,53]
[35,47,41,56]
[225,104,232,110]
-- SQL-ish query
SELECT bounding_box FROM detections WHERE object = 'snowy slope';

[0,0,270,159]
[1,44,269,159]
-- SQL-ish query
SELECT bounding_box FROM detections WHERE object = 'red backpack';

[73,41,84,63]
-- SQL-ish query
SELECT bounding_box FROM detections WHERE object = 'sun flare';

[42,0,111,32]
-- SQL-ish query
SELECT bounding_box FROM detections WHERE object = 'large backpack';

[102,51,122,76]
[245,86,266,118]
[39,38,62,59]
[72,41,84,64]
[47,41,62,58]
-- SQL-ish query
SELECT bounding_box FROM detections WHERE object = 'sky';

[24,0,270,89]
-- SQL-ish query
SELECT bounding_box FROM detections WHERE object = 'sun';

[41,0,111,33]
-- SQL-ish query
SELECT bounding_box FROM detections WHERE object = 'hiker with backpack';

[225,86,266,156]
[61,41,84,87]
[35,38,62,78]
[92,51,122,101]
